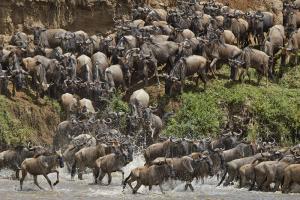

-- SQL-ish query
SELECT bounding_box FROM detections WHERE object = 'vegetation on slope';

[0,93,61,148]
[163,67,300,145]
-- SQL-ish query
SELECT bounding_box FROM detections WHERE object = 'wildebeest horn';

[233,129,242,136]
[163,73,170,79]
[95,133,102,141]
[270,137,276,145]
[103,118,112,124]
[171,77,179,81]
[149,104,158,110]
[257,137,263,143]
[222,132,232,136]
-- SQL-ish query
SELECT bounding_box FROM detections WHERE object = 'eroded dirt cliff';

[0,0,283,35]
[0,0,133,34]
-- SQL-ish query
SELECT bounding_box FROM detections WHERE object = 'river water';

[1,155,300,200]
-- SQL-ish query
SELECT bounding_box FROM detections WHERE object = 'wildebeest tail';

[249,168,256,191]
[217,164,228,186]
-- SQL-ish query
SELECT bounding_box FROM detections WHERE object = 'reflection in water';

[0,154,300,200]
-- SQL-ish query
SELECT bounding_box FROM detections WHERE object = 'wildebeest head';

[55,150,64,168]
[151,157,175,178]
[59,32,76,52]
[118,56,132,86]
[32,27,46,45]
[228,58,242,81]
[142,107,152,125]
[11,69,27,91]
[223,14,233,29]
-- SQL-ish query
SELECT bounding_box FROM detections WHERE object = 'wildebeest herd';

[1,0,300,195]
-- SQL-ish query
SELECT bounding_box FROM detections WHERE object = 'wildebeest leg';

[33,175,44,190]
[98,170,106,184]
[225,170,236,186]
[20,169,27,190]
[43,174,53,190]
[188,182,194,192]
[52,170,59,186]
[107,173,112,185]
[155,66,160,87]
[15,169,20,180]
[184,183,188,191]
[180,78,185,94]
[199,72,207,90]
[273,180,281,192]
[143,63,149,86]
[210,58,218,78]
[149,185,152,190]
[239,68,246,83]
[77,164,84,180]
[117,169,125,184]
[126,179,134,190]
[257,73,262,86]
[132,181,142,194]
[159,184,165,194]
[239,172,246,188]
[93,168,99,184]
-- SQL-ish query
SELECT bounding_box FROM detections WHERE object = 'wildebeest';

[165,55,209,95]
[286,28,300,65]
[129,89,150,117]
[190,152,214,184]
[71,142,122,180]
[153,156,195,191]
[282,163,300,193]
[77,55,93,82]
[142,107,163,143]
[10,32,29,48]
[143,138,183,164]
[250,155,300,191]
[32,27,66,48]
[63,134,96,171]
[61,93,78,119]
[232,47,271,85]
[104,64,127,91]
[218,152,273,186]
[20,151,64,190]
[93,149,130,185]
[0,145,46,179]
[123,159,173,194]
[223,13,249,47]
[264,25,286,73]
[91,52,109,82]
[200,38,242,77]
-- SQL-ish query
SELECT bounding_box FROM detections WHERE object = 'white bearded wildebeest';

[129,88,150,117]
[0,145,47,179]
[20,151,64,190]
[123,159,174,194]
[165,55,209,96]
[77,55,93,82]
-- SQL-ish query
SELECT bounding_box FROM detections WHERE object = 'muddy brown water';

[1,155,300,200]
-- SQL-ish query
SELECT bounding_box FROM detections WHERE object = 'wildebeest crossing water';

[0,154,300,200]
